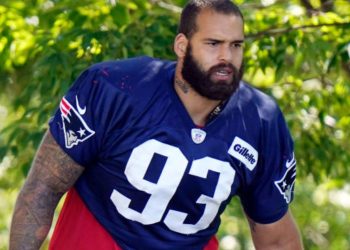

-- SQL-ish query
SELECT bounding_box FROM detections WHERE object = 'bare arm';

[10,130,84,250]
[247,210,303,250]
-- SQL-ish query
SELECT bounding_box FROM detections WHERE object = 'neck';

[174,69,221,127]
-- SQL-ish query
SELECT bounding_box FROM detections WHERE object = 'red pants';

[49,188,218,250]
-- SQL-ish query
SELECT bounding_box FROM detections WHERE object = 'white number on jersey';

[110,139,235,234]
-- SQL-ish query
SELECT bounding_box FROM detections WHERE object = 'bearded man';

[10,1,303,249]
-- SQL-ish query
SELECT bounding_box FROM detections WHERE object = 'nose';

[218,45,233,63]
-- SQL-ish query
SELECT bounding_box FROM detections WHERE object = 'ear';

[174,33,188,58]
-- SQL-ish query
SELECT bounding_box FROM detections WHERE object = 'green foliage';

[219,179,350,250]
[0,0,349,249]
[241,1,350,182]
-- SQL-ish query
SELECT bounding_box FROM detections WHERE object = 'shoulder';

[88,56,174,82]
[71,56,175,96]
[237,82,282,122]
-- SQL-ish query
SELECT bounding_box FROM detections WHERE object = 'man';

[10,0,303,249]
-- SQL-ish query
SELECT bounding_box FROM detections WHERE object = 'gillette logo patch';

[228,137,258,171]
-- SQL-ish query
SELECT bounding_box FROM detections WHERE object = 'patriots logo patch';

[60,96,95,148]
[274,153,296,204]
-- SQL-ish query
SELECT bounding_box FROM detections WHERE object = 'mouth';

[215,68,233,76]
[211,66,234,81]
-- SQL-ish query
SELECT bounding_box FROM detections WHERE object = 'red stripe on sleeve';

[61,97,71,111]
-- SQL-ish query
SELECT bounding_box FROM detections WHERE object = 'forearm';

[10,181,63,249]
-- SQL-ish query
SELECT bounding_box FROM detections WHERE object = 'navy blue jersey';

[49,56,296,250]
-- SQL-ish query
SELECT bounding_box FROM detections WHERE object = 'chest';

[79,89,261,235]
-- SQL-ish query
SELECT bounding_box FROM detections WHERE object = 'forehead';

[192,9,244,41]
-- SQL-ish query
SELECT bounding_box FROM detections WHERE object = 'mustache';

[208,63,236,75]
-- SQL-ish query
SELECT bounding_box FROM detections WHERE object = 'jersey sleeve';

[239,108,296,224]
[49,66,116,167]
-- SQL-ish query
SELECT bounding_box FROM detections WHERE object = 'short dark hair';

[178,0,243,38]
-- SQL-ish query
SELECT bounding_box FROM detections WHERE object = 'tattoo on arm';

[10,131,84,250]
[175,78,190,94]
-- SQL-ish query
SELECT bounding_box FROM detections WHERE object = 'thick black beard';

[181,45,243,101]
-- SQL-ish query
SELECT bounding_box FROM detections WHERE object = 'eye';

[206,41,219,47]
[232,43,243,48]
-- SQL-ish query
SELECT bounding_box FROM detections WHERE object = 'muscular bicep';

[10,130,84,249]
[26,130,84,193]
[13,129,84,227]
[247,210,303,250]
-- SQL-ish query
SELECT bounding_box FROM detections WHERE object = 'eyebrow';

[203,38,245,44]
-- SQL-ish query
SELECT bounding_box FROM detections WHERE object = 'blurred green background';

[0,0,349,249]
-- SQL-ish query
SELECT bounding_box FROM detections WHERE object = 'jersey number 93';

[110,139,236,234]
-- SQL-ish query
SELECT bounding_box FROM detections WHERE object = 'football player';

[10,0,303,249]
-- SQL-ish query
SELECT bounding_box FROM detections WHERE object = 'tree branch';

[246,22,350,39]
[150,0,182,13]
[320,0,334,12]
[239,1,282,9]
[300,0,318,16]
